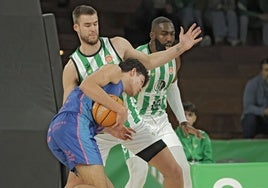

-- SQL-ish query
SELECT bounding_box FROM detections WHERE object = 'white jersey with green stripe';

[134,44,177,116]
[70,37,142,127]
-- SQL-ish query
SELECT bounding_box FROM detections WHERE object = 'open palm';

[179,23,202,51]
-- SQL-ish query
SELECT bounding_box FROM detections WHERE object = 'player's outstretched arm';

[115,23,202,70]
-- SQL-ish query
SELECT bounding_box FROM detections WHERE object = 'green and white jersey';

[70,37,142,127]
[135,44,177,116]
[70,37,121,82]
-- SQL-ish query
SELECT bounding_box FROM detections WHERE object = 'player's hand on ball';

[92,95,126,127]
[115,106,128,127]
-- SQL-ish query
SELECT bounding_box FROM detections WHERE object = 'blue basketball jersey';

[58,81,123,120]
[47,81,123,172]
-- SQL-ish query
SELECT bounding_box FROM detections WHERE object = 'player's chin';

[87,37,98,45]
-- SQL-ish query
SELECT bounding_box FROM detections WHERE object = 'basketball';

[92,94,124,127]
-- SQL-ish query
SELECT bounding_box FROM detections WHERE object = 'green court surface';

[105,139,268,188]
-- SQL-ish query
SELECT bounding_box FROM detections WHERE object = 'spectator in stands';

[241,58,268,138]
[175,101,214,163]
[238,0,268,46]
[207,0,240,46]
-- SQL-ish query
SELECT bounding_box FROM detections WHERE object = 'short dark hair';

[119,59,149,87]
[151,16,173,31]
[260,58,268,69]
[183,101,198,115]
[72,5,97,24]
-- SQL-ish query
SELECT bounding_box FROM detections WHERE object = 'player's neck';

[79,40,101,56]
[149,42,157,53]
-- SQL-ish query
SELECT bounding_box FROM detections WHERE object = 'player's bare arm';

[175,56,182,73]
[80,64,128,128]
[112,37,177,70]
[80,64,133,139]
[62,59,79,103]
[112,24,202,70]
[80,64,125,114]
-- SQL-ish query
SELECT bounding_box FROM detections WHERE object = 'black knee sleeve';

[136,139,166,162]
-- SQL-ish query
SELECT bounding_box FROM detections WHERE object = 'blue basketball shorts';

[47,112,103,172]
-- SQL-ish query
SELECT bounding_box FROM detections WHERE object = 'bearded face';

[80,31,99,45]
[155,38,175,51]
[75,14,99,46]
[152,22,175,51]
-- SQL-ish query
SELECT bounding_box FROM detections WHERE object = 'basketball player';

[123,16,202,188]
[47,59,149,188]
[64,5,202,188]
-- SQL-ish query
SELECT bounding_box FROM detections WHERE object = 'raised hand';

[179,23,202,52]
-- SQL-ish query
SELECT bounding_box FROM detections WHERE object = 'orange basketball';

[92,94,124,127]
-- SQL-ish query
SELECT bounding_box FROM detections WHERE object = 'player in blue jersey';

[47,59,149,188]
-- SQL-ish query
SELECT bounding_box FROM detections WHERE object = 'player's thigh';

[76,164,110,188]
[148,147,182,176]
[65,171,85,188]
[65,172,112,188]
